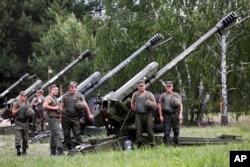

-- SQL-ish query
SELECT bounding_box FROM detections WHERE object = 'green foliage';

[31,13,93,90]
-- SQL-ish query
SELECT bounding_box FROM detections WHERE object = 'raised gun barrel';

[110,62,159,101]
[58,71,101,102]
[77,72,102,94]
[40,49,93,91]
[82,33,164,97]
[146,12,237,87]
[28,49,95,101]
[0,73,30,98]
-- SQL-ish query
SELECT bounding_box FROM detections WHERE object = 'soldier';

[158,81,183,145]
[43,84,64,156]
[31,89,46,133]
[131,80,157,148]
[61,81,93,151]
[12,91,33,156]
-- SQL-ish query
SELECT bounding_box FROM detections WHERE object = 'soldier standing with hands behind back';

[158,81,183,146]
[43,84,64,156]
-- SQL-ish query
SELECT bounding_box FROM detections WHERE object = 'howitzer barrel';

[40,49,93,91]
[78,72,101,93]
[7,80,42,105]
[58,71,101,102]
[145,12,237,87]
[82,34,164,97]
[0,73,29,98]
[109,62,159,101]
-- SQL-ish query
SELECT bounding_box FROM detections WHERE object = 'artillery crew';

[61,81,93,151]
[131,80,157,148]
[43,84,64,156]
[158,81,183,145]
[12,91,33,156]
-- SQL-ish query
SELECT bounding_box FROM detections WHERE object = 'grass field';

[0,116,250,167]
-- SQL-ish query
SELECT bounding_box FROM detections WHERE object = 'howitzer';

[89,12,238,136]
[28,49,95,101]
[0,73,30,98]
[81,34,164,97]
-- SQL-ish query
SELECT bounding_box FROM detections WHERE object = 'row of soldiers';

[12,82,93,156]
[12,80,183,156]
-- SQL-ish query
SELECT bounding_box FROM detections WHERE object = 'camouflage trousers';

[15,121,29,149]
[47,117,63,148]
[163,112,180,145]
[61,114,82,150]
[34,111,47,132]
[135,112,155,145]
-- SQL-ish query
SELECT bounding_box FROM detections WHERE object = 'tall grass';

[0,122,249,167]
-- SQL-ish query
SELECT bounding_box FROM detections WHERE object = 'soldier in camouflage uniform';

[131,80,157,148]
[158,81,183,145]
[61,81,93,151]
[12,91,31,156]
[31,89,46,133]
[43,84,64,156]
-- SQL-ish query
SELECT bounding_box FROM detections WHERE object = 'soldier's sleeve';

[61,94,66,104]
[11,101,19,116]
[149,92,156,102]
[158,94,163,103]
[12,101,18,111]
[78,92,85,101]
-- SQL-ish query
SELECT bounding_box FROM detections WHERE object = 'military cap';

[19,91,27,96]
[50,84,59,89]
[36,89,44,94]
[165,81,173,87]
[137,80,145,85]
[69,81,77,87]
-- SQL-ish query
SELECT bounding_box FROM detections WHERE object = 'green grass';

[0,122,250,167]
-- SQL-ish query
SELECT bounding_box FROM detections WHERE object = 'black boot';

[50,147,56,156]
[57,147,64,155]
[22,149,27,156]
[16,147,21,156]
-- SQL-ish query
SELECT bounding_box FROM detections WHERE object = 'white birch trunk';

[221,33,229,125]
